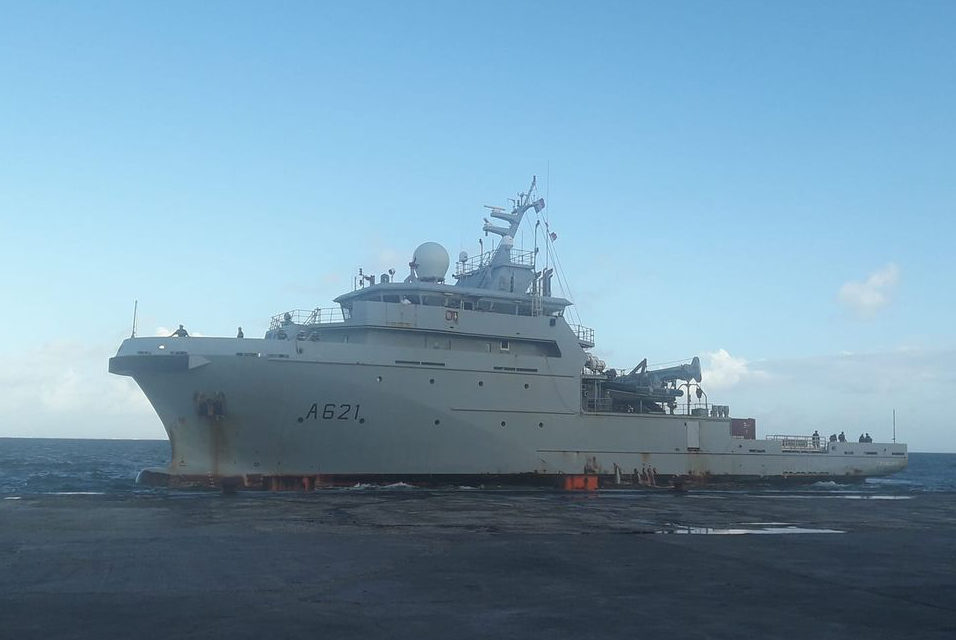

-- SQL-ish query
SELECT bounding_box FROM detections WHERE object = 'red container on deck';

[731,418,756,440]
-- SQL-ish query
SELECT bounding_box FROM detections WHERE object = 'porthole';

[434,419,440,426]
[359,418,366,424]
[538,422,544,428]
[376,376,383,382]
[524,383,529,389]
[478,381,484,387]
[429,378,435,384]
[500,421,506,427]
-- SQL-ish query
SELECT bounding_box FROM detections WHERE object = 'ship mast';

[481,176,542,250]
[466,177,545,290]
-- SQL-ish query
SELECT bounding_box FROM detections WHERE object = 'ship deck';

[1,488,953,638]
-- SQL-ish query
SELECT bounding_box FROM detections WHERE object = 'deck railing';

[767,434,826,451]
[583,397,720,417]
[569,323,595,346]
[269,307,349,330]
[455,248,536,277]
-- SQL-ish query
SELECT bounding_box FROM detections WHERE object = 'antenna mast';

[545,162,550,272]
[893,409,896,443]
[131,299,138,338]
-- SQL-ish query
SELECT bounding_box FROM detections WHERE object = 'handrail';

[269,307,349,330]
[766,434,826,451]
[569,323,595,346]
[455,248,536,277]
[582,398,724,417]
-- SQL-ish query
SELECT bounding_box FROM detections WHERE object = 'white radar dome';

[413,242,450,282]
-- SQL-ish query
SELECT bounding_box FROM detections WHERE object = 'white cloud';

[702,349,769,390]
[838,263,900,319]
[0,341,162,439]
[376,248,406,269]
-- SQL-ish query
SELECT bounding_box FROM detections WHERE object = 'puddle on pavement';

[658,523,845,535]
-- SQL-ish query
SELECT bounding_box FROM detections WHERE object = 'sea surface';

[0,437,953,497]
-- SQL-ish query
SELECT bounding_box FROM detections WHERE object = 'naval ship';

[110,179,907,489]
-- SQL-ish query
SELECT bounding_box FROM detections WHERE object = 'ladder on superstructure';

[531,288,543,316]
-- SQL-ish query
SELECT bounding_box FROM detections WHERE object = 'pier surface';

[2,489,954,639]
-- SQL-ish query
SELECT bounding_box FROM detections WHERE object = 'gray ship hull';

[111,335,907,489]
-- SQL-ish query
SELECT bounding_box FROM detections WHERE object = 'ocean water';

[0,438,168,496]
[0,437,953,496]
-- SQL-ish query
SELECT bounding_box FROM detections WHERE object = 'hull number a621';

[299,403,362,423]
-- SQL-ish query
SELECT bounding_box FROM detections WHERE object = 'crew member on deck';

[838,431,846,442]
[859,434,866,443]
[171,324,189,338]
[812,430,820,447]
[237,327,244,339]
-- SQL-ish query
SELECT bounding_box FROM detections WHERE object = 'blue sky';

[1,1,954,450]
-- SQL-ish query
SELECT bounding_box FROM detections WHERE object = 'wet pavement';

[1,488,954,639]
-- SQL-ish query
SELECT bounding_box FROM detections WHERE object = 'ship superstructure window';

[359,328,560,357]
[367,293,496,310]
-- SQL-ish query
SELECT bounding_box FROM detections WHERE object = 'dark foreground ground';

[1,488,954,640]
